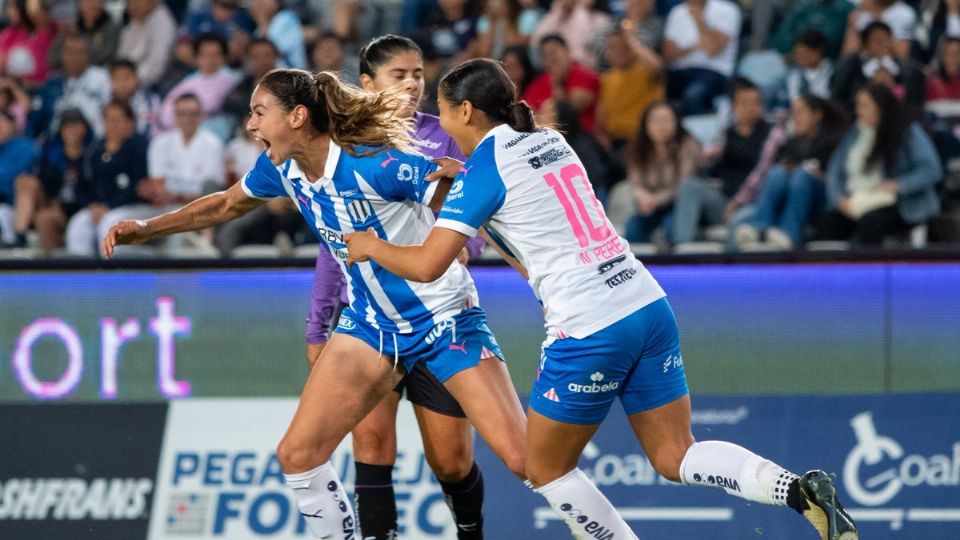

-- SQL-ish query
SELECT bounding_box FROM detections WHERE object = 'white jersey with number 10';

[435,124,665,339]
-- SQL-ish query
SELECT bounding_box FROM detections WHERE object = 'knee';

[352,429,397,466]
[425,445,474,483]
[276,435,330,473]
[500,449,526,481]
[677,178,703,199]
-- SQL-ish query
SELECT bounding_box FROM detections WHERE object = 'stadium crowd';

[0,0,958,257]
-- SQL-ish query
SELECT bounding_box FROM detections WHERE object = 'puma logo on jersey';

[449,341,467,354]
[458,165,473,177]
[380,153,399,168]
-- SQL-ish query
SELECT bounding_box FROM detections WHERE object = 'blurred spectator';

[913,0,960,65]
[156,36,197,98]
[927,37,960,106]
[0,0,58,87]
[732,94,845,250]
[842,0,916,58]
[27,34,111,138]
[782,30,833,105]
[500,44,539,95]
[523,34,599,133]
[475,0,540,59]
[663,0,741,115]
[223,38,279,124]
[65,100,149,256]
[0,109,39,246]
[250,0,306,68]
[623,101,700,242]
[594,0,663,70]
[672,77,770,244]
[117,0,177,88]
[224,115,262,185]
[598,21,665,140]
[11,109,91,253]
[185,0,256,65]
[311,31,359,83]
[817,83,942,245]
[47,0,121,70]
[159,33,241,136]
[0,75,31,132]
[531,0,609,69]
[413,0,480,66]
[109,59,161,138]
[770,0,853,59]
[145,94,225,214]
[831,21,926,116]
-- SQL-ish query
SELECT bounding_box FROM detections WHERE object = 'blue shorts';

[334,307,504,383]
[530,297,689,425]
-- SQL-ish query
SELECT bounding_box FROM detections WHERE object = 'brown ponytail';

[508,101,537,133]
[439,58,540,133]
[258,68,417,155]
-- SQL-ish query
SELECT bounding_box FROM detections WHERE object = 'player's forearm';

[142,191,243,238]
[369,241,447,282]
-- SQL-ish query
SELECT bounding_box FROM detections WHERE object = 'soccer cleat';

[797,470,858,540]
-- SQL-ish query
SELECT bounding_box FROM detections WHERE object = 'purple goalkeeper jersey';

[305,112,484,343]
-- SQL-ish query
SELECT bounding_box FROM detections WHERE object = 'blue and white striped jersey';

[436,124,665,339]
[241,142,479,334]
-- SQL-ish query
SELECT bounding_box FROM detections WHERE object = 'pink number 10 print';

[543,164,611,247]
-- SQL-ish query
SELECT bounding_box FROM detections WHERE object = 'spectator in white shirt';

[144,94,225,208]
[841,0,917,58]
[783,30,833,105]
[663,0,741,115]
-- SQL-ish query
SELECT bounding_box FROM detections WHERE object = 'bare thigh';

[414,405,475,482]
[525,408,600,487]
[627,394,694,482]
[277,333,405,473]
[443,356,527,478]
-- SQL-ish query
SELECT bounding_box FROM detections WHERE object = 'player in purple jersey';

[102,68,528,540]
[304,35,488,539]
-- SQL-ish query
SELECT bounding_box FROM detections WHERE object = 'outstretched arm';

[101,182,265,258]
[345,227,468,283]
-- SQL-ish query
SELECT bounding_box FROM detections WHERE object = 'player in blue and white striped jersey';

[102,68,527,540]
[345,59,858,540]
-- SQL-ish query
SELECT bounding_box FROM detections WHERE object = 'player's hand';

[344,228,378,267]
[427,157,464,182]
[102,219,150,259]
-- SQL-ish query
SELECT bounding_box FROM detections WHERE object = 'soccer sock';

[353,462,398,540]
[534,468,639,540]
[285,462,357,539]
[438,462,484,540]
[679,440,800,508]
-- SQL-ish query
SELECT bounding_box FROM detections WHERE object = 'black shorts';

[393,361,466,418]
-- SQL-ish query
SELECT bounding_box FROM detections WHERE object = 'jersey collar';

[288,139,342,186]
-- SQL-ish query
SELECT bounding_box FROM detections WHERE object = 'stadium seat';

[165,246,220,259]
[682,114,723,146]
[737,49,788,101]
[673,241,725,254]
[293,244,321,259]
[111,245,159,258]
[230,244,281,258]
[805,240,852,251]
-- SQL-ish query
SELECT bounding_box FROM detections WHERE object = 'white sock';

[285,462,357,539]
[534,468,639,540]
[679,440,798,506]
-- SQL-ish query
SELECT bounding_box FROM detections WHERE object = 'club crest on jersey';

[345,198,375,224]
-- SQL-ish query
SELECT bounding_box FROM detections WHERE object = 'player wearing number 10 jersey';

[344,58,858,540]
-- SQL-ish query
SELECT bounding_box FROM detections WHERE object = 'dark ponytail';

[439,58,539,133]
[258,68,416,154]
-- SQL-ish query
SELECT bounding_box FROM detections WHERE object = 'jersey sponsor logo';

[0,478,153,520]
[337,314,356,330]
[604,267,637,289]
[397,164,418,183]
[542,388,561,402]
[439,206,463,215]
[425,318,457,345]
[338,189,359,198]
[521,135,562,157]
[345,199,375,225]
[568,372,621,394]
[316,226,344,245]
[662,354,683,373]
[446,180,465,201]
[596,254,627,275]
[527,147,572,170]
[417,139,443,150]
[380,152,399,168]
[501,132,531,149]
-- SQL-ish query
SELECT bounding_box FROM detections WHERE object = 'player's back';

[452,125,665,339]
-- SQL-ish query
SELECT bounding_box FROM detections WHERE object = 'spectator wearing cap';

[10,109,92,253]
[48,0,121,70]
[662,0,741,115]
[116,0,177,88]
[28,33,111,138]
